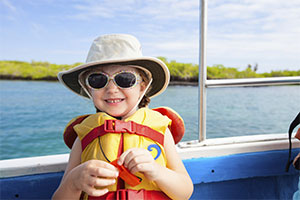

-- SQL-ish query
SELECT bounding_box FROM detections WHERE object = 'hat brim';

[58,56,170,99]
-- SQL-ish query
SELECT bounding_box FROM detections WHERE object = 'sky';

[1,0,299,73]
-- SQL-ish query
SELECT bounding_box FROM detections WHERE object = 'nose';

[105,79,118,91]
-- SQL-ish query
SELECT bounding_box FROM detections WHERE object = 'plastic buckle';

[104,120,135,133]
[111,159,142,187]
[104,120,116,132]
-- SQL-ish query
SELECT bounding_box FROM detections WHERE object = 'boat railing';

[197,76,300,143]
[206,76,300,87]
[198,0,300,143]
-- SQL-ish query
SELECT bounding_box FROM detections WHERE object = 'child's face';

[88,65,147,119]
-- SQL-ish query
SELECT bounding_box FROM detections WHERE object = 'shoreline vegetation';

[1,58,299,85]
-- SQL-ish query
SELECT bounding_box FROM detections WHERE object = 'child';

[52,34,193,200]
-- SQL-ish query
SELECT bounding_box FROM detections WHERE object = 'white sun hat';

[58,34,170,98]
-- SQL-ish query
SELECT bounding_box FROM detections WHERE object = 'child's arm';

[118,128,194,200]
[52,138,119,199]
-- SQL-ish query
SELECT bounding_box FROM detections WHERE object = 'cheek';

[123,88,141,102]
[91,90,102,102]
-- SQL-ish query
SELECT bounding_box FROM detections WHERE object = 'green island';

[1,58,299,84]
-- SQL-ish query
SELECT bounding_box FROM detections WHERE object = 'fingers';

[84,186,109,197]
[80,160,118,180]
[117,148,162,181]
[71,160,119,197]
[118,148,144,166]
[85,161,118,196]
[127,156,152,173]
[90,163,119,178]
[89,175,116,187]
[92,159,119,172]
[118,148,154,172]
[84,160,119,183]
[83,178,113,197]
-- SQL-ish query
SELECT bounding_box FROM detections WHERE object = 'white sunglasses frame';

[85,70,141,90]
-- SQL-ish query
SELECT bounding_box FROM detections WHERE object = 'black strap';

[285,112,300,172]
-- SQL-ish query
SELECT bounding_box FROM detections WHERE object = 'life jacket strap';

[81,120,164,151]
[88,189,170,200]
[63,107,185,149]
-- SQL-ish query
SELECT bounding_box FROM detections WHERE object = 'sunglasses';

[86,71,140,90]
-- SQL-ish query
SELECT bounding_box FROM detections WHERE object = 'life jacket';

[63,107,185,199]
[64,107,185,148]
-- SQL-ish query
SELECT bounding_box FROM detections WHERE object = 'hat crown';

[86,34,143,63]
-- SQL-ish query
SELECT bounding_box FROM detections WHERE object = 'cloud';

[71,4,114,19]
[0,0,18,21]
[141,27,199,63]
[136,0,199,20]
[69,0,199,21]
[30,23,46,38]
[205,0,300,71]
[1,0,17,12]
[69,0,137,20]
[67,0,299,71]
[65,0,200,64]
[51,49,85,56]
[0,0,299,72]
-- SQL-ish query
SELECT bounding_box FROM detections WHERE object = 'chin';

[107,111,123,118]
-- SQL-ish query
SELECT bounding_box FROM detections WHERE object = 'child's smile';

[105,98,124,104]
[89,65,146,119]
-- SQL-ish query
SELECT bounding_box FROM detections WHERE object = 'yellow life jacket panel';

[73,108,171,192]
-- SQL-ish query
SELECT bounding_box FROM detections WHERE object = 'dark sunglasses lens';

[88,74,107,89]
[115,72,136,88]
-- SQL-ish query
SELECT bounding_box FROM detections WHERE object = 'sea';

[0,80,299,160]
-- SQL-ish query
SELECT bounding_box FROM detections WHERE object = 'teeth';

[107,99,122,103]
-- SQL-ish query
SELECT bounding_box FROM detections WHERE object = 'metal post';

[199,0,207,142]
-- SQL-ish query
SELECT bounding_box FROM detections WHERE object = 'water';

[0,80,299,160]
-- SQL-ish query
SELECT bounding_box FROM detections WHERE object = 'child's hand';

[117,148,161,181]
[69,159,119,197]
